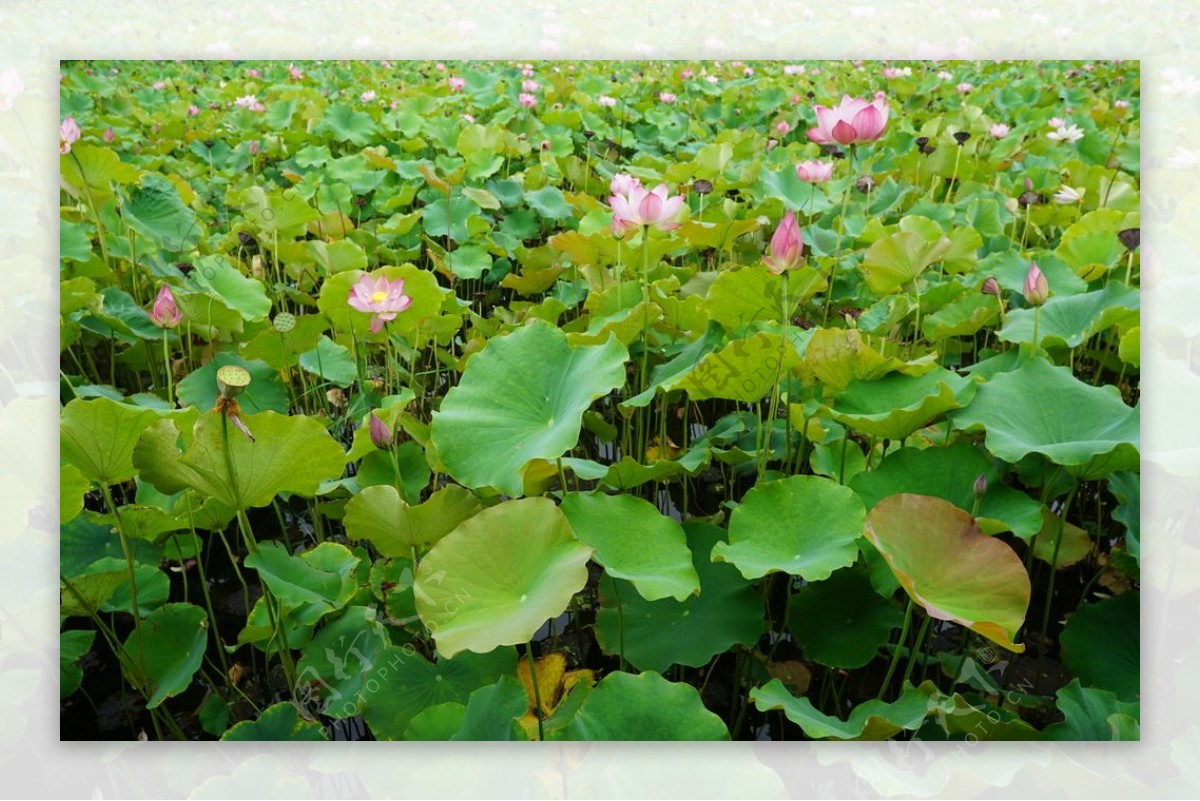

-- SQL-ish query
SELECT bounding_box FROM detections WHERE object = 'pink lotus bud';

[776,120,792,135]
[248,140,260,155]
[103,127,115,143]
[448,76,465,91]
[187,104,200,117]
[151,285,183,328]
[981,277,1000,296]
[764,211,803,274]
[973,474,988,498]
[369,413,392,449]
[1022,263,1049,306]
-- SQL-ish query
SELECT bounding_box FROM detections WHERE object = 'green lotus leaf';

[343,484,482,556]
[1108,471,1139,564]
[622,323,724,408]
[951,357,1139,479]
[403,703,468,741]
[859,230,951,295]
[122,602,207,708]
[358,646,517,740]
[1042,679,1139,741]
[60,463,90,525]
[826,367,974,440]
[60,570,127,618]
[1030,507,1092,567]
[560,492,698,602]
[921,294,999,340]
[132,411,346,510]
[295,606,389,719]
[430,321,627,497]
[863,494,1031,652]
[60,143,139,203]
[565,671,729,741]
[702,267,794,329]
[244,541,360,611]
[1059,592,1139,702]
[61,397,158,485]
[803,328,937,392]
[595,522,762,672]
[713,475,866,581]
[176,353,289,414]
[751,679,948,740]
[998,283,1139,349]
[451,675,530,741]
[677,332,801,402]
[221,702,327,741]
[60,629,95,700]
[787,564,904,669]
[415,498,592,657]
[124,174,201,252]
[316,103,378,146]
[84,557,169,617]
[928,693,1039,740]
[186,255,270,321]
[297,335,358,387]
[235,185,319,239]
[848,443,1043,539]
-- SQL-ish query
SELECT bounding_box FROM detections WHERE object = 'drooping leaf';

[221,702,327,741]
[343,484,482,556]
[787,564,904,669]
[61,397,158,485]
[565,671,729,741]
[751,679,948,740]
[122,603,208,708]
[1042,679,1139,741]
[826,367,974,440]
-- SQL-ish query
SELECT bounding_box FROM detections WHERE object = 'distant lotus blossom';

[523,67,535,78]
[288,64,304,80]
[380,60,392,68]
[743,67,754,77]
[0,67,24,111]
[1047,124,1085,143]
[784,64,805,76]
[360,90,376,102]
[151,285,183,329]
[660,92,676,104]
[348,274,413,333]
[1048,117,1065,128]
[234,94,259,108]
[103,127,115,142]
[598,95,617,107]
[447,76,465,91]
[248,140,260,155]
[609,180,685,236]
[246,68,260,78]
[1053,186,1085,205]
[957,82,974,93]
[436,63,446,71]
[989,123,1010,138]
[776,120,791,135]
[807,92,890,145]
[518,92,537,108]
[883,67,912,79]
[1115,99,1130,109]
[522,79,539,92]
[795,160,834,182]
[764,211,804,275]
[705,75,719,84]
[766,139,778,151]
[461,113,475,123]
[152,80,166,90]
[937,70,953,80]
[59,116,81,154]
[790,94,803,105]
[187,105,200,116]
[681,69,694,79]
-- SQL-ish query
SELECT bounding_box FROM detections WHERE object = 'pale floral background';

[2,0,1191,796]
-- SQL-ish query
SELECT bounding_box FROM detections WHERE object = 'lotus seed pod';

[216,365,252,400]
[273,312,296,333]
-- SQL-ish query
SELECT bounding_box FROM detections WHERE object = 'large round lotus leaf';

[848,443,1043,540]
[430,321,628,497]
[343,484,482,556]
[752,679,946,740]
[713,475,866,581]
[415,498,593,657]
[826,367,974,440]
[564,671,729,741]
[244,541,360,612]
[998,283,1139,349]
[122,602,208,708]
[595,522,763,673]
[1042,679,1140,741]
[295,606,389,719]
[221,702,327,741]
[1060,592,1139,702]
[61,397,158,485]
[358,646,517,740]
[560,492,698,602]
[403,703,468,741]
[787,564,904,669]
[864,494,1031,653]
[802,328,937,392]
[676,332,801,402]
[951,358,1139,480]
[859,230,951,295]
[317,264,445,338]
[702,267,793,329]
[451,675,529,741]
[132,411,346,510]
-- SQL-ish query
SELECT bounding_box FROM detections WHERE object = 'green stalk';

[161,328,175,407]
[526,645,545,741]
[877,598,914,700]
[902,612,933,686]
[1037,482,1079,672]
[610,578,627,672]
[99,483,147,677]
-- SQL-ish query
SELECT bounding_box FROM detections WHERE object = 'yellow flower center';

[370,290,389,303]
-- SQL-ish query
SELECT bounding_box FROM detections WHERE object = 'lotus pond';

[59,59,1140,741]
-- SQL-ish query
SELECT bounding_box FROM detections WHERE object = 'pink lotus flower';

[59,116,81,154]
[246,68,260,78]
[783,64,805,76]
[461,113,475,123]
[705,75,719,84]
[989,123,1010,138]
[234,94,258,108]
[522,79,540,92]
[956,82,974,93]
[187,104,200,116]
[103,127,115,143]
[598,95,617,107]
[348,274,413,333]
[610,173,642,197]
[522,67,535,78]
[660,92,676,104]
[743,67,755,77]
[288,64,304,80]
[248,140,260,155]
[1115,99,1130,109]
[681,69,694,79]
[519,92,537,108]
[609,182,685,236]
[795,160,834,183]
[360,90,376,102]
[436,63,446,71]
[1048,117,1065,128]
[775,120,792,135]
[763,211,804,274]
[807,92,890,146]
[152,80,166,90]
[151,285,183,328]
[936,70,954,80]
[1022,263,1049,306]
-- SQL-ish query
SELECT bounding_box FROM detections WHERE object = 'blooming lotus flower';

[1048,117,1065,128]
[609,182,685,236]
[234,94,259,108]
[447,76,465,91]
[956,82,974,93]
[660,92,676,104]
[598,95,617,107]
[59,116,81,154]
[1022,263,1049,306]
[522,79,540,92]
[288,64,304,80]
[610,172,642,197]
[807,92,890,146]
[360,90,376,102]
[1053,185,1085,205]
[151,285,183,328]
[1047,124,1085,143]
[784,64,805,76]
[937,70,953,80]
[348,274,413,333]
[795,160,834,183]
[152,80,166,90]
[989,123,1010,138]
[518,93,537,108]
[1115,99,1130,109]
[246,68,260,78]
[763,212,804,275]
[368,413,393,449]
[187,104,200,116]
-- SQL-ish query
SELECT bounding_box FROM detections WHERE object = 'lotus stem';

[526,644,545,741]
[878,597,914,701]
